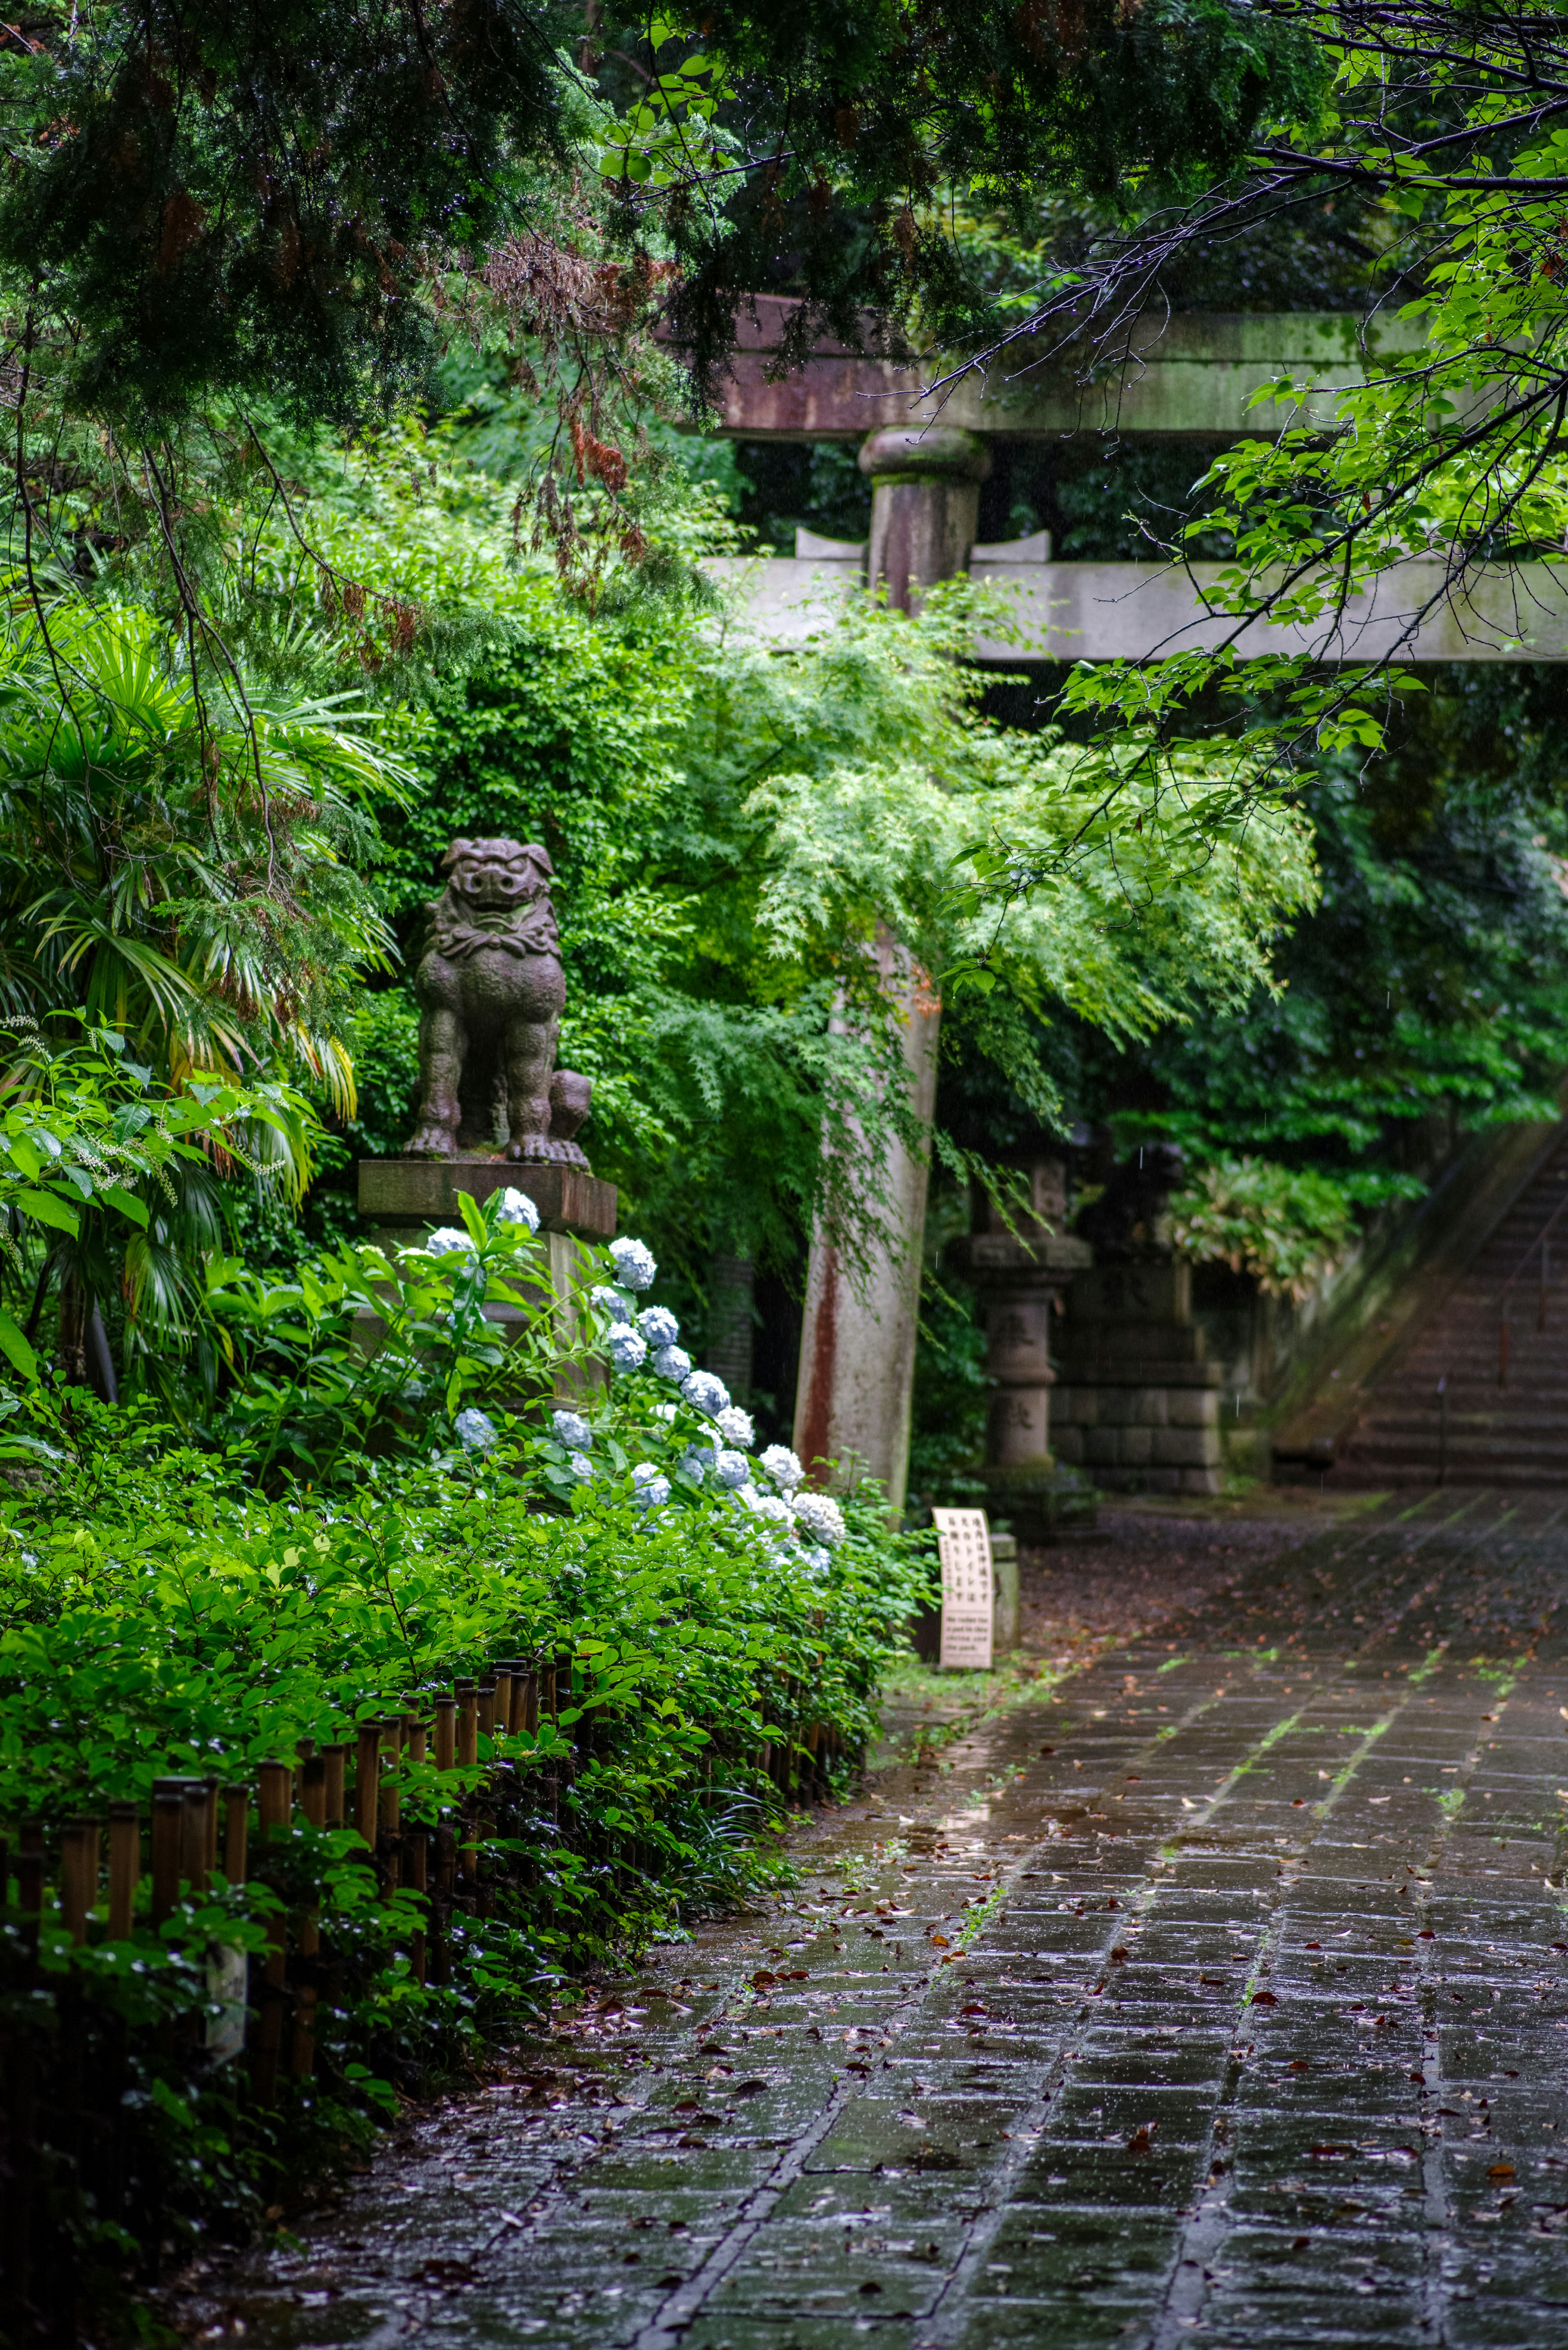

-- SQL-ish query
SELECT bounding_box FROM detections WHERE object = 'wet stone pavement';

[172,1492,1568,2349]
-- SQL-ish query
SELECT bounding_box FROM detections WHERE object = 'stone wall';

[1050,1263,1223,1496]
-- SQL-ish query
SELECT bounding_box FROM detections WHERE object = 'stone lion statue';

[404,836,593,1165]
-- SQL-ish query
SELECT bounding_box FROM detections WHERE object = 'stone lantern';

[944,1154,1095,1538]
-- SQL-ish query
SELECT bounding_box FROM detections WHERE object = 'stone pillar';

[788,428,988,1512]
[860,425,991,610]
[944,1155,1095,1538]
[793,931,940,1513]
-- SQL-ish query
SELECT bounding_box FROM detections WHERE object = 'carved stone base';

[357,1155,616,1240]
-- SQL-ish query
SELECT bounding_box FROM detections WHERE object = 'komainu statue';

[404,837,593,1166]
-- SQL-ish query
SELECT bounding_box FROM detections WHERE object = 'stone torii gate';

[700,300,1568,1512]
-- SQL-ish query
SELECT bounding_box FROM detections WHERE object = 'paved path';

[178,1493,1568,2349]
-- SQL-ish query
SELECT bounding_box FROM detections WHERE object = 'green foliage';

[0,1,570,426]
[0,1023,318,1383]
[0,595,406,1104]
[0,1202,933,2308]
[1088,709,1568,1187]
[1169,1154,1361,1300]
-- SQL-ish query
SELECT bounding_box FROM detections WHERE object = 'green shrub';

[0,1196,933,2315]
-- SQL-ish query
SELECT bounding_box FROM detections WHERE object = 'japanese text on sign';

[932,1507,993,1670]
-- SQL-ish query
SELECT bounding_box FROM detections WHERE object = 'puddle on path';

[165,1494,1568,2350]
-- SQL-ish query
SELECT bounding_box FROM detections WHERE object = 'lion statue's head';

[439,836,553,923]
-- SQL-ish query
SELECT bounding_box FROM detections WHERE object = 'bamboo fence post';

[293,1753,327,2078]
[322,1743,347,1828]
[202,1777,221,1877]
[492,1670,512,1740]
[377,1715,403,1893]
[402,1710,429,1987]
[455,1681,478,1767]
[149,1784,184,1925]
[253,1761,292,2107]
[59,1819,101,1945]
[434,1697,456,1773]
[299,1755,327,1828]
[107,1802,139,1938]
[223,1784,249,1884]
[454,1682,479,1889]
[353,1721,381,1849]
[180,1784,209,1896]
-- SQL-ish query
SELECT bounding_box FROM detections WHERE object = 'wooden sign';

[932,1507,994,1670]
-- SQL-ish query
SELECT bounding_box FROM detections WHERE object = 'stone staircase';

[1335,1130,1568,1485]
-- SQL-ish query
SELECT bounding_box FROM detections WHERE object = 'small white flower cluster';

[573,1237,851,1554]
[610,1237,657,1291]
[759,1444,803,1493]
[424,1226,474,1257]
[631,1460,671,1509]
[495,1185,541,1232]
[790,1488,847,1546]
[681,1369,728,1418]
[423,1186,538,1261]
[552,1407,594,1482]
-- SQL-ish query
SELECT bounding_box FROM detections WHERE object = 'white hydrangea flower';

[653,1344,693,1382]
[606,1325,648,1373]
[454,1407,497,1452]
[682,1369,729,1417]
[652,1401,679,1422]
[800,1544,832,1576]
[609,1237,657,1292]
[730,1481,760,1511]
[715,1404,754,1449]
[678,1447,708,1483]
[425,1226,476,1256]
[591,1283,633,1324]
[569,1451,594,1482]
[712,1448,751,1490]
[638,1304,681,1347]
[631,1461,671,1508]
[552,1409,592,1449]
[747,1491,793,1526]
[495,1186,541,1232]
[759,1443,804,1492]
[792,1489,847,1546]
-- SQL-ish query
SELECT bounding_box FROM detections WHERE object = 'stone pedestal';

[358,1157,616,1239]
[355,1156,617,1393]
[1051,1260,1224,1495]
[793,932,940,1512]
